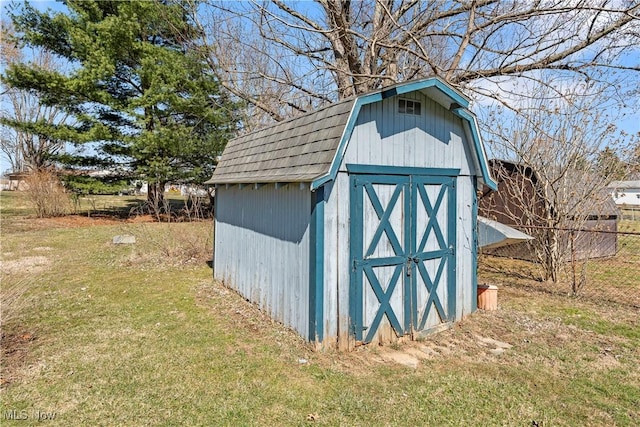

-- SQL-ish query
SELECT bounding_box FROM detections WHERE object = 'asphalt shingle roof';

[205,98,354,184]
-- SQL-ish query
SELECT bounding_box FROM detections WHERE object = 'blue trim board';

[311,93,381,191]
[212,187,218,278]
[349,174,364,341]
[311,77,494,191]
[452,108,498,191]
[404,178,413,335]
[383,78,470,109]
[347,164,460,177]
[471,176,479,312]
[308,185,325,342]
[447,178,457,321]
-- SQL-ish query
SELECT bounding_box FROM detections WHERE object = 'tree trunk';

[547,229,560,283]
[147,181,166,218]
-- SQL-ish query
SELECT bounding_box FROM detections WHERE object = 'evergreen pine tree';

[2,0,238,209]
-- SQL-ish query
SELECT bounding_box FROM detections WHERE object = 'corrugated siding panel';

[454,175,476,318]
[574,219,618,259]
[214,184,311,338]
[323,179,339,342]
[326,172,353,350]
[342,92,475,176]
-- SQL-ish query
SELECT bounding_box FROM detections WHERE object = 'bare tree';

[0,20,67,172]
[187,0,639,129]
[182,0,638,292]
[480,80,631,291]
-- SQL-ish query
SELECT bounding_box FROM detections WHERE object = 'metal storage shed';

[206,77,497,350]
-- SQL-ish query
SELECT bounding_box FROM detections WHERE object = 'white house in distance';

[608,180,640,207]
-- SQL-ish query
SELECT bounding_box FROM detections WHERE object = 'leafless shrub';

[121,222,212,268]
[181,194,212,221]
[480,80,630,288]
[24,170,71,218]
[128,193,213,223]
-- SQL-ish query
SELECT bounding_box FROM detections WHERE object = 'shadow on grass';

[74,195,213,222]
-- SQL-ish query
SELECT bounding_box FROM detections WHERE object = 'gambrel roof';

[206,99,353,185]
[206,77,497,191]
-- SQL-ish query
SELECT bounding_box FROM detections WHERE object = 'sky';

[1,0,639,174]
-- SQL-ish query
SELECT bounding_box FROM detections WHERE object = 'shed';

[478,159,619,261]
[206,78,497,349]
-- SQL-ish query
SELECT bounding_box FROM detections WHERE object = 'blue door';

[349,167,457,344]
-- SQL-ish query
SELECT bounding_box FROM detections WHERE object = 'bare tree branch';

[191,0,638,131]
[1,19,68,172]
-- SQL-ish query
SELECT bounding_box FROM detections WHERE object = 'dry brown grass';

[0,277,30,327]
[1,191,639,425]
[118,221,213,268]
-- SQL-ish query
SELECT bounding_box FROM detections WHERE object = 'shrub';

[24,170,71,218]
[121,222,213,268]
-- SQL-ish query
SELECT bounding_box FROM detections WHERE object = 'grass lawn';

[479,219,640,306]
[1,191,639,426]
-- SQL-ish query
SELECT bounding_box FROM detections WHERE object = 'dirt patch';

[195,279,636,377]
[359,322,517,369]
[0,329,36,388]
[195,280,517,372]
[2,256,51,275]
[41,214,153,228]
[127,214,157,224]
[3,214,157,233]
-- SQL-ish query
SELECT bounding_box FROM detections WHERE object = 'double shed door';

[349,167,457,344]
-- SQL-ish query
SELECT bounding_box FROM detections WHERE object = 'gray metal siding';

[454,175,477,318]
[342,92,476,176]
[323,173,352,349]
[214,184,311,338]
